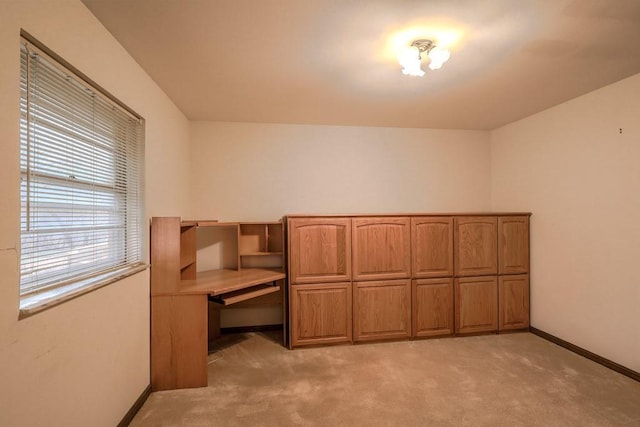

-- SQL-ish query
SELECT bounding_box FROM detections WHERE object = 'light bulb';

[398,46,425,77]
[427,47,450,70]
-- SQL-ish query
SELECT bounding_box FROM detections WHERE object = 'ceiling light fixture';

[398,39,451,77]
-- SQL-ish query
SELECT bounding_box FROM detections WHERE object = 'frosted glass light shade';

[427,47,451,70]
[398,46,425,77]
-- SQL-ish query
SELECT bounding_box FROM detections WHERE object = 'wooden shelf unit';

[150,217,286,391]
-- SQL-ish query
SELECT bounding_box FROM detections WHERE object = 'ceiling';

[82,0,640,130]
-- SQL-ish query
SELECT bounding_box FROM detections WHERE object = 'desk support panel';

[151,295,208,391]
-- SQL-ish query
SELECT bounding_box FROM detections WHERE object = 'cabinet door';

[455,276,498,335]
[290,282,352,347]
[454,216,497,277]
[499,216,529,274]
[288,218,351,284]
[499,274,530,331]
[411,217,453,278]
[353,279,411,342]
[352,217,411,281]
[412,278,454,338]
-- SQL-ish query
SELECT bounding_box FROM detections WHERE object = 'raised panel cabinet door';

[411,217,454,278]
[353,279,411,342]
[290,282,352,347]
[352,217,411,281]
[499,274,530,331]
[499,216,529,274]
[288,218,351,284]
[412,278,454,338]
[454,216,498,277]
[455,276,498,335]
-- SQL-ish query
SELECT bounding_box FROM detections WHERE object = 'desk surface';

[179,268,285,296]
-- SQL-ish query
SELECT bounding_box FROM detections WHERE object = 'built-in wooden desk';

[150,217,285,391]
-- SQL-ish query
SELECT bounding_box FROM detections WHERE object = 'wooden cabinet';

[498,216,529,331]
[412,278,454,338]
[287,217,352,347]
[286,213,529,348]
[288,218,351,284]
[351,218,410,341]
[454,216,497,277]
[499,216,529,275]
[290,282,352,347]
[411,217,454,339]
[352,217,411,281]
[499,274,530,331]
[411,217,453,278]
[454,215,529,335]
[455,276,498,335]
[353,279,411,342]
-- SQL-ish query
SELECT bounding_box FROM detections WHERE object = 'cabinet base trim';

[530,327,639,383]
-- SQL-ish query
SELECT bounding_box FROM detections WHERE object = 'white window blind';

[19,38,144,301]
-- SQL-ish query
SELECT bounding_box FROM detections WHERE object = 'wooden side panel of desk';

[151,217,181,294]
[151,295,208,391]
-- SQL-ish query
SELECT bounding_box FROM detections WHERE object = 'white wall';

[0,1,190,426]
[190,122,492,220]
[190,122,492,328]
[491,73,640,373]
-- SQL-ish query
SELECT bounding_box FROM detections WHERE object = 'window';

[19,36,145,315]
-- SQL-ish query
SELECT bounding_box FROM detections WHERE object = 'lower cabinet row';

[290,275,529,348]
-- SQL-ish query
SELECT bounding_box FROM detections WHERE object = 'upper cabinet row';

[289,215,529,284]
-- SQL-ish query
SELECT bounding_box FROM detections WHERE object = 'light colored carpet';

[131,332,640,426]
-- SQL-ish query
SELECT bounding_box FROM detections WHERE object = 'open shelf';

[179,225,197,271]
[239,223,282,253]
[238,222,283,270]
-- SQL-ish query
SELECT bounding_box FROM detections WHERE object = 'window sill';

[19,263,149,319]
